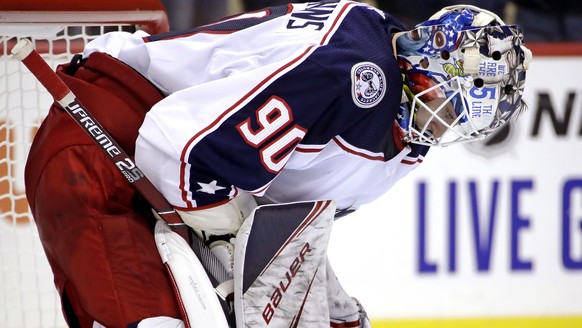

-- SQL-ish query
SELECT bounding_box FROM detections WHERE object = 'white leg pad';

[327,260,370,327]
[233,200,336,327]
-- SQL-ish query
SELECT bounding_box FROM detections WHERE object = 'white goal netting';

[0,17,163,327]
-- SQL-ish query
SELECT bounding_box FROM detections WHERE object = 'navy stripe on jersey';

[144,5,293,42]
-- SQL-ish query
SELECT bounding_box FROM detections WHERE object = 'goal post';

[0,1,169,327]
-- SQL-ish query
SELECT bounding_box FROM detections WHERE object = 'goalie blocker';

[23,52,181,326]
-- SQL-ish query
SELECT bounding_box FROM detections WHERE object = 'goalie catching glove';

[176,192,257,278]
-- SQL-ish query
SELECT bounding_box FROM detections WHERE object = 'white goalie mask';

[395,5,533,146]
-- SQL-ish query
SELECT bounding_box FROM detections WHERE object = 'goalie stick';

[11,38,233,327]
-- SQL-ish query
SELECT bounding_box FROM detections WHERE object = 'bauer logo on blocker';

[351,62,385,108]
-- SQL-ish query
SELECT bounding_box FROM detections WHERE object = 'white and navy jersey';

[83,0,429,213]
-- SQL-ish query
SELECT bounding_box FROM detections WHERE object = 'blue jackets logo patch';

[351,62,385,108]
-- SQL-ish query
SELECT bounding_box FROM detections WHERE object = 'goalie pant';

[24,52,182,327]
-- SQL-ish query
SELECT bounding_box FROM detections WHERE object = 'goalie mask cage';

[0,1,169,327]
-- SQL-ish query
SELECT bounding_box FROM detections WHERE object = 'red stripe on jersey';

[250,182,272,196]
[401,157,423,165]
[173,189,239,211]
[333,137,385,161]
[295,144,325,153]
[320,2,357,45]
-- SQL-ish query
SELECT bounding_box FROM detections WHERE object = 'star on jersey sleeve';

[196,180,227,194]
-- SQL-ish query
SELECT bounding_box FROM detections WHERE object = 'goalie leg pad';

[327,261,371,328]
[233,200,336,328]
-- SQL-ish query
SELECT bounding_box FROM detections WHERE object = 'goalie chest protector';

[24,52,181,327]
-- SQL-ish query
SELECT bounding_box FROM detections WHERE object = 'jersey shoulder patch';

[351,61,386,108]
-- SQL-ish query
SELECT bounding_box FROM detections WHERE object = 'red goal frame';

[0,0,170,54]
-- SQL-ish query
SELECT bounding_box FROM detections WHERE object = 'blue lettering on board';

[417,179,536,274]
[563,179,582,270]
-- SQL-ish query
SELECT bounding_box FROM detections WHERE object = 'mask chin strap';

[465,9,499,73]
[463,47,481,74]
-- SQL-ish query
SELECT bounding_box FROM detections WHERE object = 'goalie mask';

[395,5,533,146]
